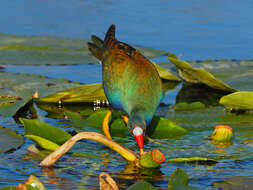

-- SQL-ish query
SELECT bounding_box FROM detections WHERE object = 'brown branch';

[40,132,137,167]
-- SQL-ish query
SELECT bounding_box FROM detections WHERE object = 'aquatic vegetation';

[1,34,253,189]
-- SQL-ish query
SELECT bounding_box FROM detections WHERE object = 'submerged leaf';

[213,176,253,190]
[168,168,199,190]
[168,56,236,93]
[167,157,218,165]
[220,91,253,110]
[0,126,24,153]
[172,102,205,111]
[127,181,157,190]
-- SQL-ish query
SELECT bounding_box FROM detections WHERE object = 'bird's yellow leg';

[121,114,129,124]
[102,110,112,139]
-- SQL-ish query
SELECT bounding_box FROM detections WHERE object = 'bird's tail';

[104,24,116,49]
[87,35,103,61]
[88,24,116,61]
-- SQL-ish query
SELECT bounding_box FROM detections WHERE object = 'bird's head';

[128,115,146,154]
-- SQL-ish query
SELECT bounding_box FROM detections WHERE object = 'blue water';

[0,0,252,60]
[1,1,253,189]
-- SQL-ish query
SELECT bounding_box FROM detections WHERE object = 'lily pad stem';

[39,132,137,167]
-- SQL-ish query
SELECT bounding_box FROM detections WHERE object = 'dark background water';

[0,0,252,60]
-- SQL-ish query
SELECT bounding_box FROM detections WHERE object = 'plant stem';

[39,132,137,167]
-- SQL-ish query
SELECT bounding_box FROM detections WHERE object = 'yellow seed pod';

[211,125,233,142]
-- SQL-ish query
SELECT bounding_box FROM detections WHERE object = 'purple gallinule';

[88,25,163,154]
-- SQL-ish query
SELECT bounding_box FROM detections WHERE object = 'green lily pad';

[153,63,181,82]
[167,157,218,165]
[168,168,199,190]
[38,83,106,104]
[66,110,187,139]
[127,181,157,190]
[0,33,167,65]
[148,117,187,139]
[168,56,236,93]
[65,111,88,131]
[0,126,24,153]
[21,118,72,146]
[220,91,253,110]
[0,72,78,117]
[25,135,60,151]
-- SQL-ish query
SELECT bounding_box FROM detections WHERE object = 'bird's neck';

[128,109,146,130]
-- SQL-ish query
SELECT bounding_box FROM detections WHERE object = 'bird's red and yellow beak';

[133,127,144,154]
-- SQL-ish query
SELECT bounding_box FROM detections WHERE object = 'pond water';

[1,0,253,189]
[0,0,253,60]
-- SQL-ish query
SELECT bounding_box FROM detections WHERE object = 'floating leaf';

[21,118,72,146]
[38,83,106,104]
[168,168,199,190]
[167,157,218,165]
[127,181,157,190]
[220,91,253,110]
[153,63,181,82]
[67,110,186,139]
[25,135,60,151]
[0,72,78,117]
[168,56,236,93]
[0,126,24,153]
[148,117,187,139]
[0,33,167,65]
[65,111,87,131]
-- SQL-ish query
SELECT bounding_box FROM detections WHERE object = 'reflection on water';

[176,82,230,106]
